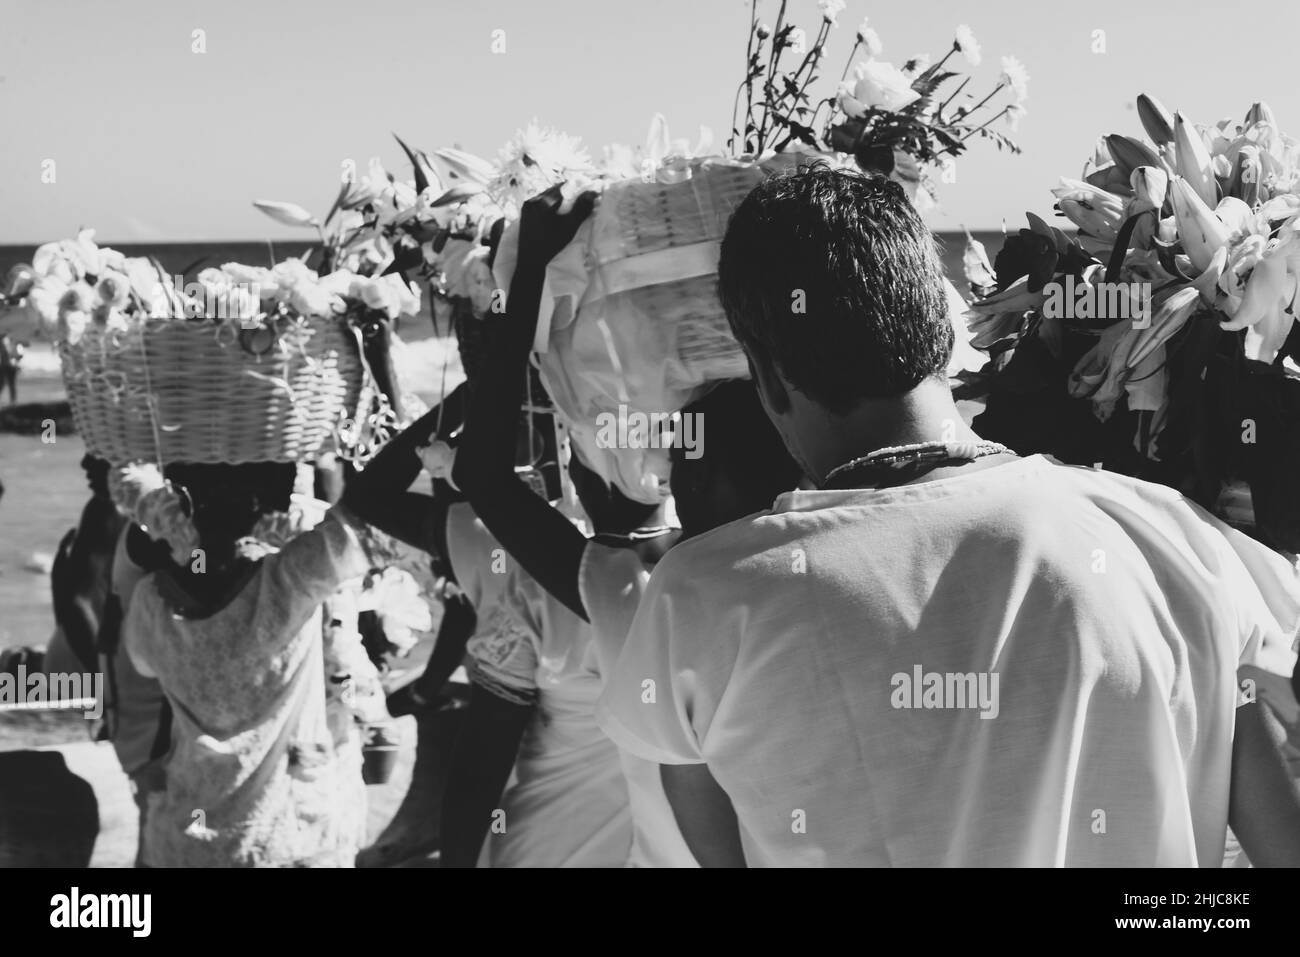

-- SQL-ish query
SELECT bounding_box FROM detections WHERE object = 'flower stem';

[813,96,838,142]
[946,105,1012,152]
[839,38,861,81]
[733,0,759,153]
[935,76,971,119]
[765,18,830,153]
[962,81,1008,121]
[755,0,789,152]
[930,44,956,75]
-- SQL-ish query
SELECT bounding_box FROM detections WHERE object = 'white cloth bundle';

[493,156,807,501]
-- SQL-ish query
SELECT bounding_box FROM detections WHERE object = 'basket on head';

[494,152,824,502]
[59,316,364,466]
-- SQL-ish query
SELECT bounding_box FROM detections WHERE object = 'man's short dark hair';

[717,165,953,414]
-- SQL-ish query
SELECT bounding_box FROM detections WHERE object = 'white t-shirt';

[579,541,698,867]
[445,503,631,867]
[597,455,1300,867]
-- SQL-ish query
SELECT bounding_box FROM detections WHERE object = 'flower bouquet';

[15,230,422,466]
[303,132,571,494]
[251,170,435,461]
[732,1,1026,207]
[967,95,1300,551]
[482,5,1029,502]
[490,118,784,502]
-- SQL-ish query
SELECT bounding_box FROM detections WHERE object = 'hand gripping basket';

[58,316,365,466]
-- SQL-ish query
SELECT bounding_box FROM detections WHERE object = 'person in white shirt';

[596,165,1300,867]
[344,306,656,867]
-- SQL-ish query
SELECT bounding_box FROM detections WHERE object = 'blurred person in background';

[0,332,23,404]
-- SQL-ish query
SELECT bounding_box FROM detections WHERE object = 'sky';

[2,0,1298,244]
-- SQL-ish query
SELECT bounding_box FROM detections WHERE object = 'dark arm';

[342,387,463,555]
[411,590,477,702]
[51,528,97,667]
[52,498,126,673]
[451,190,595,620]
[439,684,534,867]
[1228,699,1300,866]
[661,763,748,867]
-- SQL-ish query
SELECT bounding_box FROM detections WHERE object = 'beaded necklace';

[821,439,1012,490]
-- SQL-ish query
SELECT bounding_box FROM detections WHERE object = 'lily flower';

[962,228,998,291]
[1190,245,1229,305]
[1068,319,1139,403]
[1051,179,1126,240]
[1126,285,1201,368]
[1244,102,1277,130]
[1107,136,1163,180]
[1214,196,1256,245]
[967,275,1047,314]
[432,147,495,187]
[1125,344,1168,413]
[1219,235,1297,362]
[966,275,1045,349]
[1169,176,1229,273]
[1126,167,1168,247]
[1229,146,1263,206]
[1136,94,1175,148]
[1173,112,1218,208]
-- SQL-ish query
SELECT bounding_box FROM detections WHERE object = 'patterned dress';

[124,512,370,867]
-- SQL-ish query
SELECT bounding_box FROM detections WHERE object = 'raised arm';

[451,186,596,620]
[342,387,463,554]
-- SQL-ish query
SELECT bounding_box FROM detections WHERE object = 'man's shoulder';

[649,509,799,591]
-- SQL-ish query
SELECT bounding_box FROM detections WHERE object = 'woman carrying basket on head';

[122,461,374,867]
[345,202,707,866]
[446,186,803,867]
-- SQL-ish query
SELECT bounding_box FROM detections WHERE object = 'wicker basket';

[596,161,767,261]
[573,153,822,391]
[58,317,364,465]
[489,153,830,501]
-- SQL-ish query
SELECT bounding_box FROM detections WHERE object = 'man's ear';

[745,350,792,417]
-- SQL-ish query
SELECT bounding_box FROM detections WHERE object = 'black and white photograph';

[0,0,1298,926]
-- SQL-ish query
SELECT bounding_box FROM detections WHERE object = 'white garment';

[444,503,631,867]
[578,542,698,867]
[597,455,1300,867]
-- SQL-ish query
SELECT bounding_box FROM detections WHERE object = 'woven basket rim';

[57,315,364,467]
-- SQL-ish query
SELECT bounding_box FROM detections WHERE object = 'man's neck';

[791,378,979,485]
